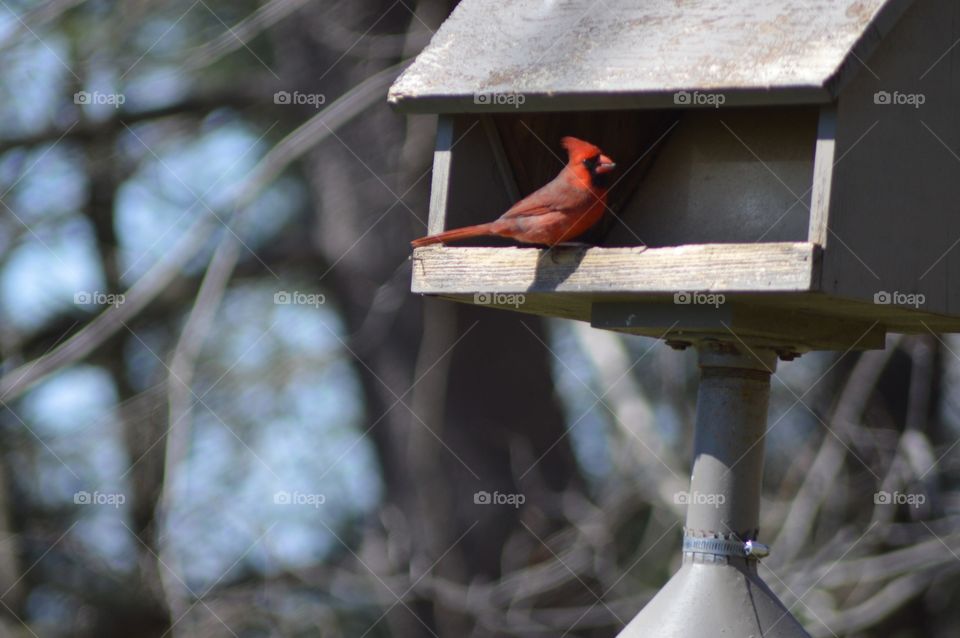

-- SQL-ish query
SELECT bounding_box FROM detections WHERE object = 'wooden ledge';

[411,242,820,295]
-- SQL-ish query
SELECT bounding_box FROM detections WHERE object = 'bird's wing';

[499,202,557,219]
[499,175,587,219]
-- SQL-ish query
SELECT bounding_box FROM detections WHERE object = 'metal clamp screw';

[744,540,770,559]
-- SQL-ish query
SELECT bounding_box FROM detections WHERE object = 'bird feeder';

[389,0,960,635]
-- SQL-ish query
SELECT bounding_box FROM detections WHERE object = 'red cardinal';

[411,136,616,248]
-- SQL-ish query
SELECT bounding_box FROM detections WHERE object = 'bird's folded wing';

[500,202,558,219]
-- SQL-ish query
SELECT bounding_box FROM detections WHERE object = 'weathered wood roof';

[388,0,912,112]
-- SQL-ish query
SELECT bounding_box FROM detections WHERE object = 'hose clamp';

[682,535,770,560]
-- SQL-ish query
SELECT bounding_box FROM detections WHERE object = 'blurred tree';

[0,2,957,638]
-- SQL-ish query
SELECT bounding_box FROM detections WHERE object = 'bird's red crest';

[561,136,603,162]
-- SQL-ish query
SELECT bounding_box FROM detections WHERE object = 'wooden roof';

[388,0,912,112]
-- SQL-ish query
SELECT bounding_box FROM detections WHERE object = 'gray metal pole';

[685,345,773,540]
[618,342,811,638]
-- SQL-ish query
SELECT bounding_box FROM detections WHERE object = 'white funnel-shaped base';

[618,559,809,638]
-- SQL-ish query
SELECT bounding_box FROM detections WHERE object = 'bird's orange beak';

[595,154,616,174]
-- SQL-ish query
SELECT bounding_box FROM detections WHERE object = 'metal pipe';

[685,344,776,541]
[618,342,811,638]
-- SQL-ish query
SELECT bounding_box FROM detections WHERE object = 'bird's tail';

[410,223,497,248]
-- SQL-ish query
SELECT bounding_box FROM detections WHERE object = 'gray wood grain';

[808,105,836,247]
[823,0,960,318]
[427,115,455,235]
[411,243,819,293]
[389,0,912,112]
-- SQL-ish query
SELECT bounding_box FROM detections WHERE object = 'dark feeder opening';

[440,106,820,249]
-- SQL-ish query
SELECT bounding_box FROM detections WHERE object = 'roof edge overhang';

[387,0,915,114]
[388,86,833,114]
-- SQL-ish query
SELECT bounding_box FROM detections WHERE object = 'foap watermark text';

[674,490,726,508]
[874,90,925,108]
[273,490,326,508]
[674,291,725,307]
[74,91,125,108]
[474,91,525,108]
[474,292,525,308]
[874,290,924,308]
[75,291,125,308]
[74,490,126,508]
[874,490,925,508]
[474,490,525,508]
[674,91,725,108]
[275,291,326,307]
[274,91,326,108]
